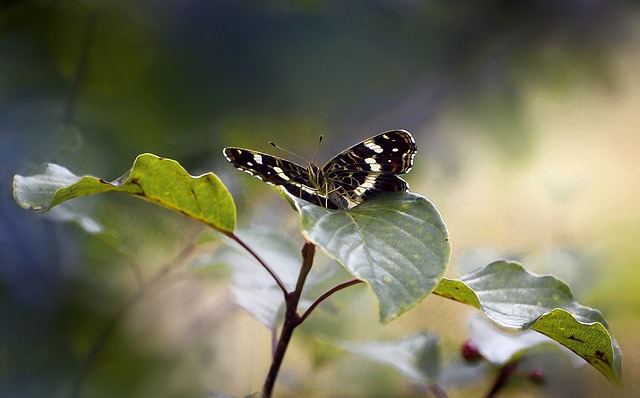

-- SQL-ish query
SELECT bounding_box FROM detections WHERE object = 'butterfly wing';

[322,130,416,203]
[223,147,338,208]
[323,130,416,175]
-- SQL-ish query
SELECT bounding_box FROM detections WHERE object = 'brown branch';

[299,278,363,323]
[226,231,288,296]
[262,242,316,397]
[485,360,519,398]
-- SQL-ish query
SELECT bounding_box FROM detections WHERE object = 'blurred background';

[2,1,640,397]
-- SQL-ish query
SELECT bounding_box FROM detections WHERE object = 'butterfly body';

[223,130,416,209]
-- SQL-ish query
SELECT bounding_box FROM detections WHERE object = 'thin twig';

[299,278,363,323]
[292,243,315,301]
[429,383,449,398]
[69,242,199,398]
[485,360,519,398]
[226,231,288,296]
[262,242,316,397]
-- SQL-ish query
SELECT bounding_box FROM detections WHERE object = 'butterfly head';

[306,162,324,190]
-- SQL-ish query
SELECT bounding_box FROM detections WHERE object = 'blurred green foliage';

[2,1,640,397]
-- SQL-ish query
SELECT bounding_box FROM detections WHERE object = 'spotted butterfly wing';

[222,148,331,207]
[321,130,416,205]
[223,129,416,209]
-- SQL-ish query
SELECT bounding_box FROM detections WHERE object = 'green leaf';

[339,332,441,385]
[468,314,586,367]
[290,191,451,323]
[13,154,236,233]
[434,261,622,383]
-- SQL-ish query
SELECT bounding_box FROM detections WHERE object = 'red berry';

[529,368,545,384]
[461,340,482,362]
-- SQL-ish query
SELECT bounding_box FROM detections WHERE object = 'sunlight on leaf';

[290,191,450,323]
[13,153,236,233]
[47,202,104,234]
[434,261,622,383]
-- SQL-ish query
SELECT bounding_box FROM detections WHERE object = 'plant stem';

[485,360,519,398]
[262,242,315,397]
[226,232,288,296]
[299,278,363,323]
[429,383,449,398]
[262,304,299,398]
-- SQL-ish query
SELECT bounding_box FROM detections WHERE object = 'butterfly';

[223,130,416,209]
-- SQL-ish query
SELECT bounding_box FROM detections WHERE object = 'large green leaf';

[434,261,622,383]
[13,154,236,233]
[290,192,451,323]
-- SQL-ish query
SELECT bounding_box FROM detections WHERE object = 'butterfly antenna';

[311,135,323,165]
[269,141,310,164]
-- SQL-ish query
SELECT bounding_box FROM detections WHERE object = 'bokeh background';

[2,1,640,397]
